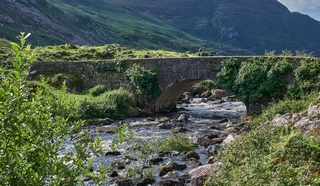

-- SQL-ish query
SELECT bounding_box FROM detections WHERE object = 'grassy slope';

[205,91,320,185]
[210,0,320,55]
[0,0,253,55]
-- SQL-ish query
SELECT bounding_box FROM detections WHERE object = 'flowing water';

[61,98,247,185]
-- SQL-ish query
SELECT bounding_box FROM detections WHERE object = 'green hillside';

[1,0,319,55]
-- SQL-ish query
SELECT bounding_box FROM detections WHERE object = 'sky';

[278,0,320,21]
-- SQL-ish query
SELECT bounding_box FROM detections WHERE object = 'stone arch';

[154,78,206,112]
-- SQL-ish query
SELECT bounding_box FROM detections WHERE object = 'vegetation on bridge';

[217,54,320,104]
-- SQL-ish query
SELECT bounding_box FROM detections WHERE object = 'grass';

[51,86,135,120]
[205,91,320,185]
[205,125,320,185]
[249,91,318,127]
[159,135,194,152]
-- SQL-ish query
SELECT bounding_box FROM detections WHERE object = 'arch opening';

[154,79,247,117]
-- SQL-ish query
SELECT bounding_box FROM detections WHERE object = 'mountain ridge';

[1,0,319,56]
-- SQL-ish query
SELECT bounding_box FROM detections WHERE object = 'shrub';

[0,33,105,185]
[294,57,320,92]
[218,57,292,102]
[194,80,220,93]
[125,63,162,98]
[80,87,135,119]
[159,135,194,152]
[89,84,109,97]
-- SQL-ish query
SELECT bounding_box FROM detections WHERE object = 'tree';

[0,32,105,185]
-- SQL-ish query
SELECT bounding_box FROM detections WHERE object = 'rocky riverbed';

[62,96,247,186]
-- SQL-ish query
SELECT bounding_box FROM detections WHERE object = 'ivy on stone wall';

[95,60,127,73]
[125,63,162,98]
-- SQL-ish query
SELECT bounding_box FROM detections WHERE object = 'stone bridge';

[30,56,306,114]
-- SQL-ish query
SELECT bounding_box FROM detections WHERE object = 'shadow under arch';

[154,78,206,112]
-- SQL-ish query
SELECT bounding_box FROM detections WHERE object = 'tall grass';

[79,87,135,119]
[249,91,318,127]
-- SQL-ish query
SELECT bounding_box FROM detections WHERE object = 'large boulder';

[211,89,227,99]
[189,164,219,186]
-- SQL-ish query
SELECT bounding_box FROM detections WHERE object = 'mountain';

[1,0,319,56]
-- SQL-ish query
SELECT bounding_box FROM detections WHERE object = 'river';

[62,98,247,185]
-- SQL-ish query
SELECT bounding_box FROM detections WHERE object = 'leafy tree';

[0,32,105,185]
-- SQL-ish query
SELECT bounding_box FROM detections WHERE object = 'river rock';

[208,133,220,139]
[156,180,184,186]
[176,113,188,122]
[189,164,219,186]
[108,170,119,178]
[221,127,237,135]
[171,127,190,133]
[112,177,134,186]
[159,162,187,176]
[96,125,116,133]
[162,171,179,179]
[105,151,121,157]
[207,145,217,155]
[111,161,126,169]
[182,151,200,160]
[187,157,202,168]
[212,89,227,99]
[218,118,228,123]
[208,94,219,101]
[178,174,190,184]
[91,118,114,126]
[222,133,238,147]
[197,137,216,148]
[201,90,212,98]
[207,156,215,164]
[148,157,164,165]
[136,178,155,186]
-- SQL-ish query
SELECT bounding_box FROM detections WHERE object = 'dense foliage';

[125,63,162,98]
[294,57,320,92]
[218,57,293,102]
[0,33,105,185]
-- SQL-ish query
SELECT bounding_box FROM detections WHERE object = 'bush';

[294,57,320,92]
[0,33,105,185]
[80,87,135,119]
[218,57,292,102]
[194,80,220,93]
[159,135,194,152]
[125,63,162,98]
[89,84,109,97]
